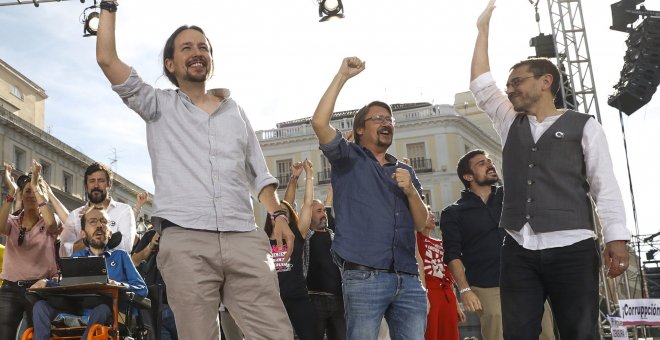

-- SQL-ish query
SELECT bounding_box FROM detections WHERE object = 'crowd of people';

[0,0,631,339]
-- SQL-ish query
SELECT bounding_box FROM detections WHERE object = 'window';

[318,155,332,184]
[41,161,52,183]
[10,85,24,100]
[0,98,19,113]
[14,147,26,172]
[63,172,73,193]
[276,159,292,187]
[407,142,426,159]
[406,142,432,173]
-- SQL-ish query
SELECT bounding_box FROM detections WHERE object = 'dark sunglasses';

[16,174,31,190]
[17,227,26,246]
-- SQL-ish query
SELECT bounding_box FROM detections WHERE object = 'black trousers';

[310,294,346,340]
[501,236,600,340]
[0,285,34,340]
[282,295,318,340]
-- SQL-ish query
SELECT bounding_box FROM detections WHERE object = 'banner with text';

[618,299,660,326]
[607,315,629,340]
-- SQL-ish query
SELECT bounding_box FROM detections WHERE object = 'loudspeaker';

[609,16,660,115]
[530,33,556,58]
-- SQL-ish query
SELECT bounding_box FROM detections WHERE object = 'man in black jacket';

[441,150,554,340]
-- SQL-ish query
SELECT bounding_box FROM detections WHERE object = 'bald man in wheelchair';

[29,206,147,340]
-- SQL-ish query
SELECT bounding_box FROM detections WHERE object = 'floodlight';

[319,0,344,22]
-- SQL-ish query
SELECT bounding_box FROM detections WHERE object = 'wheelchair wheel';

[20,327,33,340]
[87,324,111,340]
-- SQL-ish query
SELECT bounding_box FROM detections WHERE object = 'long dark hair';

[264,200,298,237]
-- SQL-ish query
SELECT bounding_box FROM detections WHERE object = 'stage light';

[85,11,100,35]
[319,0,344,22]
[647,249,657,261]
[81,2,100,37]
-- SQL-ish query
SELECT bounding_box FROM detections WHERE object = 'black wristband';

[100,1,118,13]
[270,209,289,223]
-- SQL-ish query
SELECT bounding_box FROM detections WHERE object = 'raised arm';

[133,191,149,221]
[31,161,58,234]
[44,179,69,223]
[283,162,303,205]
[312,57,366,144]
[96,1,131,85]
[471,0,496,81]
[298,159,314,238]
[324,183,333,207]
[0,163,18,235]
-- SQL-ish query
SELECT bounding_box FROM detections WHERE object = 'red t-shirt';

[416,233,454,288]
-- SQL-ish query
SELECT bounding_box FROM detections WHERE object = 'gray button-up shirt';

[112,68,277,232]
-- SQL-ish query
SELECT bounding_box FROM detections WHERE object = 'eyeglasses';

[364,114,395,125]
[504,75,538,91]
[17,227,26,246]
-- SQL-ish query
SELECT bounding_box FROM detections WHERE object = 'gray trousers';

[157,227,293,340]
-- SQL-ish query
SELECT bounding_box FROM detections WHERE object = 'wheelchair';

[21,288,152,340]
[20,233,156,340]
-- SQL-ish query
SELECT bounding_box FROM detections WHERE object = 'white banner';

[607,315,629,340]
[618,299,660,326]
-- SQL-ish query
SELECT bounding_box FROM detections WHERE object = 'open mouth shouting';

[378,126,393,137]
[186,57,207,71]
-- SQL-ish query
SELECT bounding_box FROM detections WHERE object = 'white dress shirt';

[59,198,137,257]
[470,72,630,249]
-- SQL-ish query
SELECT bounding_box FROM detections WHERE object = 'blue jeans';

[341,270,426,340]
[161,304,178,340]
[32,300,111,340]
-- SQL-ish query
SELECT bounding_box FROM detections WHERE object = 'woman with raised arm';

[264,159,317,340]
[0,160,59,340]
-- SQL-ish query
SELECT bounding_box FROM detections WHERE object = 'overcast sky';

[0,0,658,240]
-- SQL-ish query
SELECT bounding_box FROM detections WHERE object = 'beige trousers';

[157,226,293,340]
[471,286,555,340]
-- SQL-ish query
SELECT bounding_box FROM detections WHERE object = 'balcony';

[410,157,433,173]
[317,169,332,184]
[256,104,457,142]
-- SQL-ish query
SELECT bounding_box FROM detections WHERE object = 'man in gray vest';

[469,1,630,339]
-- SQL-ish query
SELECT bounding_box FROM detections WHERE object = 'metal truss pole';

[546,0,602,123]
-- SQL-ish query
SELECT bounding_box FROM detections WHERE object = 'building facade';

[0,58,152,227]
[256,99,502,236]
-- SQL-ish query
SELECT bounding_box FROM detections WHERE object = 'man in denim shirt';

[311,57,429,339]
